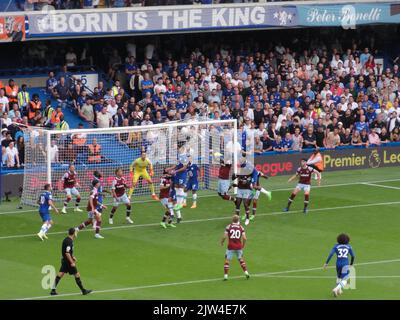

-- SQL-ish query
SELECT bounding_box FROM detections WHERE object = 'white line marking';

[2,177,400,216]
[363,183,400,190]
[17,258,400,300]
[1,200,400,241]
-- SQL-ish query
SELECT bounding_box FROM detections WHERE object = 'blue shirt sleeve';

[325,246,336,264]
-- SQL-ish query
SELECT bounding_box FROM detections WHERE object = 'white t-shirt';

[97,112,111,128]
[6,146,18,166]
[50,145,59,163]
[0,96,9,113]
[107,105,118,117]
[65,52,77,67]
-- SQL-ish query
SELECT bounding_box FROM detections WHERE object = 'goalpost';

[20,119,238,206]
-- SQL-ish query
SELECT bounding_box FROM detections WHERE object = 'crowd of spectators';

[15,0,266,11]
[1,30,400,169]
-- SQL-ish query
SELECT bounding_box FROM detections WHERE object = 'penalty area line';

[1,200,400,241]
[2,177,400,216]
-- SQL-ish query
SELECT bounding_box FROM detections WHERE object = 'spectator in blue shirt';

[355,115,369,133]
[141,73,154,98]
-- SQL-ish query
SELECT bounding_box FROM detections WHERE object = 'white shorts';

[252,190,261,200]
[225,249,243,260]
[237,188,252,200]
[88,210,101,219]
[113,193,130,206]
[218,179,230,194]
[296,183,311,193]
[64,187,80,197]
[160,198,170,208]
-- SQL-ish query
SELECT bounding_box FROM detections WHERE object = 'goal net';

[20,119,238,206]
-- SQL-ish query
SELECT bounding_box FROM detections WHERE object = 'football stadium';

[0,0,400,304]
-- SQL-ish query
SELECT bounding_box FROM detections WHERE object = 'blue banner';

[299,3,400,28]
[0,1,398,40]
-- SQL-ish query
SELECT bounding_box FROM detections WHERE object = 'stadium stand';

[1,24,400,171]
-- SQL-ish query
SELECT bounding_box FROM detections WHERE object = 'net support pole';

[233,119,238,176]
[233,119,238,196]
[46,130,52,185]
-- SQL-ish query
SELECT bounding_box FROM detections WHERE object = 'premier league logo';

[368,150,381,168]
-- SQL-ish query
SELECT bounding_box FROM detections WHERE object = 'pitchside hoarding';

[2,145,400,198]
[255,145,400,177]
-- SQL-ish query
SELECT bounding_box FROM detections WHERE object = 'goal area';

[20,119,238,206]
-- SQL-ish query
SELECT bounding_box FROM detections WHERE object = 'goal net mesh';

[21,120,237,206]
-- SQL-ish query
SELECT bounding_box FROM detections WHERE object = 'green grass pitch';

[1,166,400,300]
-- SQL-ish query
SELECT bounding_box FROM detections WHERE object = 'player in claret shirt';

[109,168,133,225]
[159,168,176,229]
[61,164,82,214]
[221,214,250,281]
[231,172,253,226]
[284,158,321,214]
[75,179,104,239]
[217,159,235,203]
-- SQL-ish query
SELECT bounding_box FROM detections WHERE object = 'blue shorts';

[336,264,350,279]
[39,211,51,222]
[169,189,177,202]
[174,175,187,187]
[186,179,199,191]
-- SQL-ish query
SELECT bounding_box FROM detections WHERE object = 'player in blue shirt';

[93,171,106,212]
[166,147,189,222]
[185,161,200,209]
[324,233,355,297]
[37,184,59,241]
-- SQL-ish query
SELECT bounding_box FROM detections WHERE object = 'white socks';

[192,193,198,203]
[40,223,51,234]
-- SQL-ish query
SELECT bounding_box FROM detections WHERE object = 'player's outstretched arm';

[323,248,335,269]
[287,174,297,183]
[49,200,59,214]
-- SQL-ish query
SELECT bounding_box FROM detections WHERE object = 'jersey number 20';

[229,229,241,239]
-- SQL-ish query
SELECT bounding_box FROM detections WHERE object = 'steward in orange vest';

[88,138,101,163]
[28,94,42,120]
[51,106,64,126]
[5,79,19,104]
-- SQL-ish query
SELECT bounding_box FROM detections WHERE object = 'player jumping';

[128,151,159,201]
[284,158,321,214]
[37,183,59,241]
[248,166,272,221]
[324,233,355,297]
[231,172,253,226]
[221,214,250,281]
[76,179,105,239]
[185,161,200,209]
[110,168,133,225]
[159,169,177,228]
[61,164,82,214]
[217,159,235,203]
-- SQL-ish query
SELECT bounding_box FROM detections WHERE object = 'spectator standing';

[96,106,112,128]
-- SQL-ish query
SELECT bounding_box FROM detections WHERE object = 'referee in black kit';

[50,228,92,296]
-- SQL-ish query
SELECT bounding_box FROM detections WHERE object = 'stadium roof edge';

[0,0,396,17]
